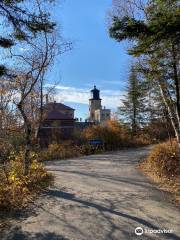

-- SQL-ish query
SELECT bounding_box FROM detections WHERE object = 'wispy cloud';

[102,80,123,85]
[46,84,124,109]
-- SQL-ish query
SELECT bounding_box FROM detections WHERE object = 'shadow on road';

[49,168,158,190]
[45,189,179,240]
[1,226,69,240]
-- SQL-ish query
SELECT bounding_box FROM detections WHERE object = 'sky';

[48,0,131,120]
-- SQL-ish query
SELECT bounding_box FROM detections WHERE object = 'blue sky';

[49,0,131,120]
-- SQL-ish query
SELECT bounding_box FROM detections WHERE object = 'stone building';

[89,86,111,123]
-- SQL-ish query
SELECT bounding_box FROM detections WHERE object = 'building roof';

[90,85,99,92]
[45,110,75,120]
[44,102,75,111]
[90,85,101,100]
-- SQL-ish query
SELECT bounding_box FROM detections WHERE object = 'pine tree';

[109,0,180,145]
[119,66,147,136]
[0,0,55,76]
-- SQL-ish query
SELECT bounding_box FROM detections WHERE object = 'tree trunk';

[132,102,137,136]
[172,43,180,131]
[17,102,32,175]
[34,74,44,144]
[23,122,31,175]
[158,82,180,146]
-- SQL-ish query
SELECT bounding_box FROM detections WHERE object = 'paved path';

[2,147,180,240]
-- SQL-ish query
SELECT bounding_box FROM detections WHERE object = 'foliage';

[0,0,55,36]
[0,131,26,163]
[83,120,133,150]
[38,120,154,162]
[131,134,152,146]
[0,140,13,164]
[140,140,180,201]
[109,0,179,55]
[143,118,173,142]
[0,152,53,210]
[144,141,180,177]
[79,144,102,155]
[109,0,180,145]
[119,65,148,135]
[8,133,26,151]
[39,142,81,161]
[0,0,55,76]
[0,0,60,176]
[39,142,102,161]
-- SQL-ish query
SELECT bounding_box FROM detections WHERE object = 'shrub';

[0,131,25,164]
[0,152,52,210]
[0,140,13,164]
[144,141,180,177]
[143,119,173,142]
[82,120,132,150]
[140,141,180,202]
[9,133,26,151]
[39,141,103,161]
[133,134,152,146]
[39,143,81,161]
[79,144,103,155]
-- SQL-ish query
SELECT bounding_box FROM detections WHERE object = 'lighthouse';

[89,86,102,121]
[89,86,111,123]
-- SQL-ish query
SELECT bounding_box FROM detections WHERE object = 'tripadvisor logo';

[135,227,173,236]
[135,227,144,236]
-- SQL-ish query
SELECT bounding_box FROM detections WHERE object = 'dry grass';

[139,140,180,204]
[38,142,103,161]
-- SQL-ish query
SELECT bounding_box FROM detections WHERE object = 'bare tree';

[9,30,57,174]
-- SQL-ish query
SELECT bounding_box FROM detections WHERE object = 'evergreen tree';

[119,65,147,136]
[109,0,180,145]
[0,0,55,76]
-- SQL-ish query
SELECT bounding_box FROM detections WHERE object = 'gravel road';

[2,147,180,240]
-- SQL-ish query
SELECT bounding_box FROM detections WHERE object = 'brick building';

[38,101,75,147]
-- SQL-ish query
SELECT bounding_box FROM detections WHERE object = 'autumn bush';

[0,152,53,210]
[133,134,153,146]
[0,132,25,164]
[143,141,180,177]
[0,140,13,164]
[82,120,134,150]
[140,141,180,201]
[39,141,103,161]
[142,119,173,143]
[39,142,81,161]
[79,144,103,155]
[8,132,26,151]
[38,120,152,162]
